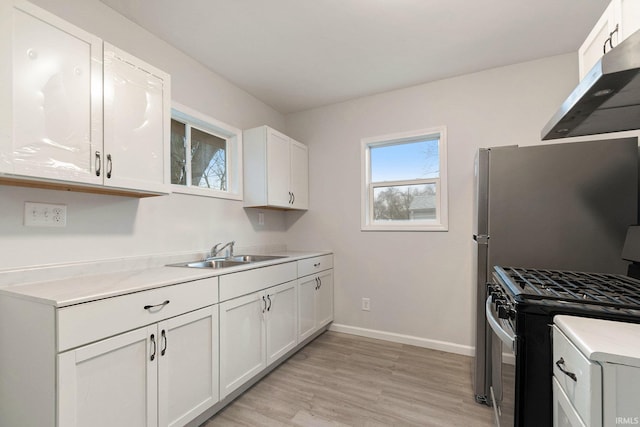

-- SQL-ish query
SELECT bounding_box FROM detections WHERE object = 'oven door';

[486,296,516,426]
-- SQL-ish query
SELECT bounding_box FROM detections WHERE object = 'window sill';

[361,223,448,232]
[171,185,242,201]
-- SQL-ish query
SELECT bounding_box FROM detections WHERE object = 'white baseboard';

[329,323,475,357]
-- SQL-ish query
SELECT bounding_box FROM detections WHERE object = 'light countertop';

[0,250,331,308]
[554,315,640,368]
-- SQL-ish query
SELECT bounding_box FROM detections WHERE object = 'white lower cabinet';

[58,306,219,427]
[219,280,297,399]
[0,254,333,426]
[553,316,640,427]
[298,269,333,342]
[265,281,298,365]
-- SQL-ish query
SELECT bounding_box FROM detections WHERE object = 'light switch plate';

[24,202,67,227]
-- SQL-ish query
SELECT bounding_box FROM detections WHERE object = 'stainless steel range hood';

[541,29,640,140]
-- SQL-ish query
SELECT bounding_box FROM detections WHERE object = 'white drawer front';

[219,262,297,302]
[552,326,602,427]
[58,277,218,352]
[298,255,333,277]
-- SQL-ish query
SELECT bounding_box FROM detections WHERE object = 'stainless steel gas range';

[487,266,640,426]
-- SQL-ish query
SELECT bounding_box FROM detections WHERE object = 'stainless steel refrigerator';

[472,137,639,404]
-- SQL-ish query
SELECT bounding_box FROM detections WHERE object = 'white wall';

[0,0,288,270]
[284,54,580,352]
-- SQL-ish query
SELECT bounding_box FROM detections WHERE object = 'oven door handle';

[486,297,516,353]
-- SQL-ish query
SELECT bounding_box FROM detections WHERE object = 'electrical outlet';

[258,212,265,226]
[24,202,67,227]
[362,298,370,311]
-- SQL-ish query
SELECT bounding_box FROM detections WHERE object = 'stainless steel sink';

[181,259,247,269]
[227,254,286,263]
[168,254,286,269]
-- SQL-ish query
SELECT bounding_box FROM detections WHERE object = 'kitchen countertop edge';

[0,250,332,308]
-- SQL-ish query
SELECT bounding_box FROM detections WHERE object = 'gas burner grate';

[499,267,640,309]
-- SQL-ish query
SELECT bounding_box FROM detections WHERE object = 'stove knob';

[491,291,503,303]
[497,304,510,319]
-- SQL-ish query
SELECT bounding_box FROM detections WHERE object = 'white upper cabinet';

[243,126,309,210]
[103,43,170,194]
[578,0,640,80]
[0,0,103,185]
[289,138,309,209]
[0,0,170,196]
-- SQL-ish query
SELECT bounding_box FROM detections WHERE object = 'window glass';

[370,138,439,181]
[170,103,242,200]
[190,128,226,190]
[170,119,186,185]
[361,127,447,231]
[373,183,437,221]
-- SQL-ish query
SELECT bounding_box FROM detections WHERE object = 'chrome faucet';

[210,240,235,258]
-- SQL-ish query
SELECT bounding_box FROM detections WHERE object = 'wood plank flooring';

[203,331,494,426]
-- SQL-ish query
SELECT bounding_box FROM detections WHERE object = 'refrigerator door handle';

[474,234,489,245]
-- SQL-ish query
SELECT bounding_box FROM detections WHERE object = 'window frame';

[170,102,243,200]
[360,126,448,231]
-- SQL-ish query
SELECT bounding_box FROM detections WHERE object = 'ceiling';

[100,0,610,114]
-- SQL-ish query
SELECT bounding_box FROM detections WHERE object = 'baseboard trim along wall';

[329,323,516,364]
[329,323,475,357]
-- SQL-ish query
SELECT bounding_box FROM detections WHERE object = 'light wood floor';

[203,331,494,426]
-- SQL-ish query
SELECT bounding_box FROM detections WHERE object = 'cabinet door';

[58,325,157,427]
[298,275,318,342]
[289,139,309,210]
[552,377,587,427]
[266,128,291,207]
[158,306,219,427]
[0,1,103,184]
[103,43,169,194]
[219,292,266,398]
[316,270,334,328]
[266,281,298,366]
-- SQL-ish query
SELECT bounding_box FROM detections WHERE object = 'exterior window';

[361,127,448,231]
[170,103,242,200]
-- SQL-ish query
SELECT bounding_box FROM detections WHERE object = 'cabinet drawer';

[298,255,333,277]
[219,262,297,302]
[58,277,218,352]
[552,326,602,427]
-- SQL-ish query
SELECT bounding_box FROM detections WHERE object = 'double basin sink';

[169,254,286,270]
